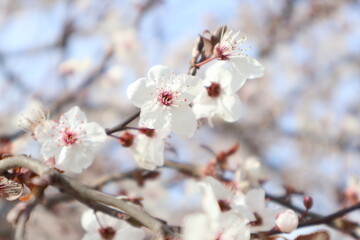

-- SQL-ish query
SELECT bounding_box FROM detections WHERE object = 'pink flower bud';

[303,196,313,210]
[276,209,299,233]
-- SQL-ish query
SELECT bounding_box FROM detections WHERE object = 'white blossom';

[276,209,299,233]
[234,156,264,191]
[183,181,250,240]
[40,106,107,173]
[17,100,48,140]
[202,177,253,220]
[129,128,170,170]
[213,29,265,88]
[127,65,202,138]
[245,188,277,233]
[81,209,144,240]
[193,62,242,123]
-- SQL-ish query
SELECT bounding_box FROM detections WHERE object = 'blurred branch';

[0,156,179,238]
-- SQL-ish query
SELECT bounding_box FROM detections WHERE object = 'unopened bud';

[276,209,299,233]
[303,196,313,210]
[118,132,134,147]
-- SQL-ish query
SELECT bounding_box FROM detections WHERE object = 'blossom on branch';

[183,182,250,240]
[193,62,242,123]
[276,209,299,233]
[17,100,50,142]
[119,128,170,170]
[213,29,265,86]
[81,209,144,240]
[127,65,202,138]
[245,188,277,233]
[40,106,107,173]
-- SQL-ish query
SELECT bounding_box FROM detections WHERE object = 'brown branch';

[105,111,140,135]
[0,156,176,238]
[266,193,360,239]
[164,160,201,178]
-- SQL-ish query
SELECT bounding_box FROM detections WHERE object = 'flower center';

[158,90,175,106]
[218,199,231,212]
[98,227,116,240]
[206,83,221,98]
[250,212,263,227]
[213,42,233,60]
[62,129,78,146]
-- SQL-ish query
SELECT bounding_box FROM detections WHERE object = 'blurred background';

[0,0,360,239]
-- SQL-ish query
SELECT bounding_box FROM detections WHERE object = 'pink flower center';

[98,227,116,240]
[158,90,175,106]
[206,83,221,98]
[62,129,78,146]
[213,42,233,60]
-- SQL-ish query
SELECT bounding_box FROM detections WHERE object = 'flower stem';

[194,56,216,68]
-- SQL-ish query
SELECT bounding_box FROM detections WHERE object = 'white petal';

[40,139,62,162]
[203,177,232,201]
[211,61,247,92]
[60,106,87,125]
[183,213,213,240]
[218,94,242,122]
[192,91,218,120]
[172,74,203,102]
[245,188,265,212]
[198,183,221,220]
[34,120,57,143]
[205,62,233,92]
[127,77,156,108]
[132,134,165,170]
[81,122,107,147]
[57,145,95,173]
[147,65,172,85]
[230,56,265,79]
[140,101,170,129]
[170,106,197,138]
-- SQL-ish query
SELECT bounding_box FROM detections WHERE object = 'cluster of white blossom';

[15,29,296,240]
[183,177,299,239]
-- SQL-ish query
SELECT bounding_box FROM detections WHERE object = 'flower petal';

[60,106,87,126]
[231,56,265,79]
[140,101,170,129]
[127,77,156,108]
[183,213,213,240]
[81,122,107,147]
[40,139,62,162]
[147,65,172,85]
[57,145,95,173]
[218,94,242,122]
[132,134,165,170]
[170,106,197,138]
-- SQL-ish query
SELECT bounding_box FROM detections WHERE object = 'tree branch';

[0,156,170,237]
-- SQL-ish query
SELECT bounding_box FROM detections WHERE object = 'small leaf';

[295,230,330,240]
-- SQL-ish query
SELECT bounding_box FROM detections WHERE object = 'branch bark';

[0,156,167,236]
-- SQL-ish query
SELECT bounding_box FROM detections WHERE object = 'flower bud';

[303,196,313,210]
[276,209,299,233]
[118,132,135,147]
